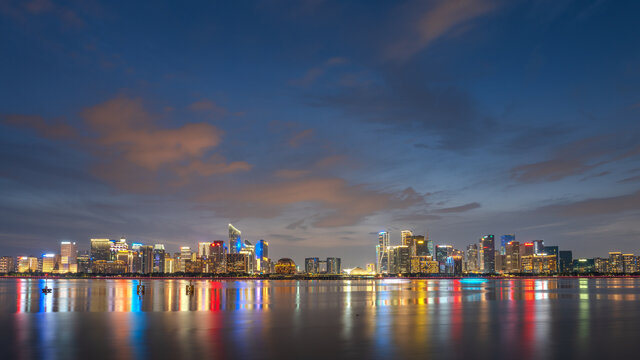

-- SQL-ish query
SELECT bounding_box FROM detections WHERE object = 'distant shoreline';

[2,274,639,281]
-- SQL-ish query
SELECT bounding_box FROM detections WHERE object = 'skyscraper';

[480,235,495,274]
[140,245,154,274]
[180,246,192,272]
[305,257,319,274]
[500,234,515,256]
[198,242,212,259]
[326,257,342,274]
[90,239,111,262]
[466,244,479,273]
[559,250,573,273]
[377,231,390,273]
[60,241,77,273]
[153,244,165,273]
[401,230,413,246]
[229,224,242,254]
[532,240,544,255]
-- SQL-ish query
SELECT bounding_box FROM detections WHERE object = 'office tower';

[414,237,429,256]
[388,246,410,274]
[480,235,495,274]
[559,250,573,273]
[131,243,143,251]
[198,242,212,259]
[500,234,515,256]
[305,257,320,274]
[623,254,636,273]
[532,240,544,255]
[327,257,342,274]
[435,244,453,271]
[180,247,192,272]
[229,224,242,254]
[41,254,58,273]
[521,242,534,257]
[60,241,77,273]
[466,244,479,273]
[594,257,609,273]
[139,245,153,274]
[153,244,165,273]
[446,256,463,275]
[77,253,90,273]
[90,238,111,262]
[505,241,520,273]
[110,238,128,260]
[226,253,250,273]
[495,253,505,274]
[377,231,389,273]
[572,258,595,273]
[0,256,15,273]
[401,230,413,246]
[543,246,560,272]
[240,240,256,273]
[426,234,434,258]
[209,241,226,273]
[164,257,176,273]
[255,239,268,272]
[609,252,624,273]
[17,256,38,273]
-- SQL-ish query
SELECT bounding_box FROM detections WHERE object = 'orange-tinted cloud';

[386,0,499,60]
[3,114,77,139]
[288,129,314,147]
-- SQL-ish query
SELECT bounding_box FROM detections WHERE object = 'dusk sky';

[1,0,639,267]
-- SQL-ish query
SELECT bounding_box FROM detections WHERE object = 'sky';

[1,0,639,267]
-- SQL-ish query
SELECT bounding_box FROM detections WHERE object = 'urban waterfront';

[1,278,640,359]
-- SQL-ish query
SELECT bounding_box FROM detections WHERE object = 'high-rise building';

[240,240,256,273]
[41,253,58,273]
[401,230,413,246]
[388,246,410,274]
[140,245,154,274]
[622,254,636,274]
[573,258,595,273]
[505,241,520,273]
[594,257,609,273]
[60,241,77,273]
[435,245,453,272]
[377,231,390,273]
[226,253,250,273]
[500,234,515,256]
[532,240,544,255]
[543,246,560,272]
[0,256,15,273]
[255,239,268,272]
[559,250,573,273]
[209,241,226,273]
[326,257,342,274]
[480,235,495,274]
[110,238,128,260]
[17,256,38,273]
[153,244,165,273]
[164,257,176,273]
[305,257,320,274]
[466,244,479,273]
[90,239,111,262]
[198,242,212,259]
[229,224,242,254]
[608,252,623,273]
[180,246,192,272]
[414,237,429,257]
[77,253,90,273]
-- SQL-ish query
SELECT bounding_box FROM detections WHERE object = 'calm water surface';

[0,278,639,359]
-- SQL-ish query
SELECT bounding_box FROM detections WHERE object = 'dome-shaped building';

[275,258,297,275]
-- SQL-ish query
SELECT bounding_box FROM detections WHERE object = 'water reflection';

[1,278,640,359]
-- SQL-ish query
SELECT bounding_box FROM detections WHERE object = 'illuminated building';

[389,246,410,274]
[198,242,212,259]
[608,252,623,273]
[275,258,296,275]
[466,244,479,273]
[305,257,319,274]
[180,246,192,272]
[505,241,520,273]
[164,257,176,273]
[520,254,557,274]
[226,253,250,273]
[92,260,127,274]
[209,241,226,273]
[559,250,573,273]
[17,256,38,273]
[500,234,515,256]
[409,235,426,256]
[60,241,77,273]
[41,253,58,273]
[543,246,560,272]
[495,254,505,274]
[153,244,165,273]
[140,245,154,274]
[594,257,609,273]
[532,240,544,255]
[521,242,534,257]
[90,238,111,262]
[110,238,128,260]
[366,263,376,273]
[229,223,242,254]
[327,257,342,274]
[436,245,453,272]
[623,254,636,273]
[240,240,256,273]
[0,256,15,273]
[377,231,390,273]
[445,256,463,275]
[480,235,495,274]
[77,253,90,273]
[572,258,595,273]
[401,230,413,246]
[255,239,268,272]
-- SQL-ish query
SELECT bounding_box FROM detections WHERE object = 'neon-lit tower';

[229,224,242,254]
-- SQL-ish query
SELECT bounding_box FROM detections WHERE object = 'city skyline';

[2,1,640,267]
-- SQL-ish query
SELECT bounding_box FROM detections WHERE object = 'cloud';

[290,57,349,87]
[286,219,307,230]
[511,134,640,183]
[200,178,427,228]
[539,189,640,217]
[288,129,314,147]
[3,114,77,139]
[393,213,442,222]
[435,202,481,213]
[188,100,226,117]
[385,0,499,61]
[618,175,640,184]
